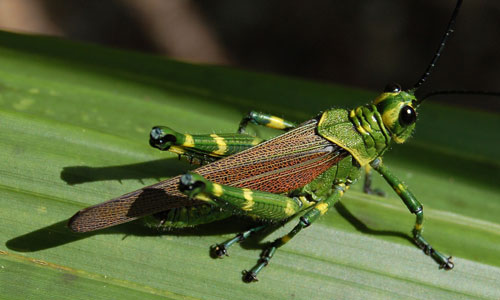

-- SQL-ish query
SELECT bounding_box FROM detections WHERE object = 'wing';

[68,119,346,232]
[200,119,347,192]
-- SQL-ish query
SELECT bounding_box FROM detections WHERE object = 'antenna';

[413,0,463,91]
[420,90,500,102]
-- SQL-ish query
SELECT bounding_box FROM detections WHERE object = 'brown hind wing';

[68,177,188,232]
[68,119,344,232]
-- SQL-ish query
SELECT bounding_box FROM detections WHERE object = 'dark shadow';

[5,219,165,252]
[6,220,100,252]
[60,157,195,185]
[5,216,271,253]
[162,217,271,238]
[334,201,413,244]
[124,187,186,218]
[6,202,414,254]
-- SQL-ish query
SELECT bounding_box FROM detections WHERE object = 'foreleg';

[370,158,454,270]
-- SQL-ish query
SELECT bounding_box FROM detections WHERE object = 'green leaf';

[1,31,499,300]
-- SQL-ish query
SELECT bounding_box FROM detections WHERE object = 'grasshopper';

[69,0,494,282]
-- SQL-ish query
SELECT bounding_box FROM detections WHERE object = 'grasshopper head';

[373,83,418,144]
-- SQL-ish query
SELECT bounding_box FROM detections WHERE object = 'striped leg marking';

[238,111,297,134]
[150,126,263,163]
[179,172,302,221]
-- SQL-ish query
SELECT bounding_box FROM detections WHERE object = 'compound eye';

[399,105,417,125]
[384,83,402,93]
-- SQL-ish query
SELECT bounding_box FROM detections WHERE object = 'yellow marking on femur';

[183,134,195,147]
[414,223,423,231]
[349,110,356,118]
[168,146,186,155]
[284,202,296,216]
[281,235,291,244]
[267,116,287,129]
[315,203,329,215]
[212,183,223,197]
[243,189,253,201]
[210,134,227,156]
[242,189,254,211]
[373,92,399,105]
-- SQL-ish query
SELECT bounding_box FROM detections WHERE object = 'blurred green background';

[0,0,499,109]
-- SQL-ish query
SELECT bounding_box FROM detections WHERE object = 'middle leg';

[242,183,348,282]
[363,165,386,196]
[238,111,297,133]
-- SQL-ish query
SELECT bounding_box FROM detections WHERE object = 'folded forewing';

[69,119,346,232]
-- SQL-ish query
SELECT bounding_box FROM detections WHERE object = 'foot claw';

[440,257,454,270]
[242,270,258,283]
[211,244,228,258]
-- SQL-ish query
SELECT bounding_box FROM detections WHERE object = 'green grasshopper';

[69,0,494,282]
